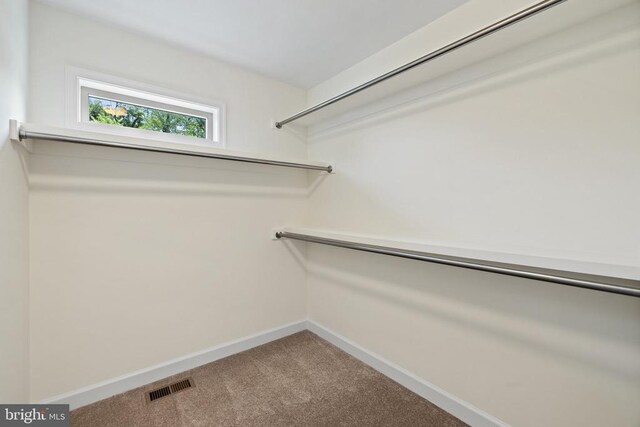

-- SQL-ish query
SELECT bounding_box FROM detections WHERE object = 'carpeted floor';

[71,331,466,426]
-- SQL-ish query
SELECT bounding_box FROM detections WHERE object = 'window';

[87,95,207,139]
[67,67,225,148]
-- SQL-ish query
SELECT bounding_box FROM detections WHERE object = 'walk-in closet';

[1,0,639,425]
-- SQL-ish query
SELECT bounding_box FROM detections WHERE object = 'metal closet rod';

[275,0,567,128]
[18,129,333,172]
[275,231,640,298]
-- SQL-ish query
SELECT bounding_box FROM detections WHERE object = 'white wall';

[0,0,30,403]
[18,1,640,424]
[305,0,640,426]
[27,2,310,401]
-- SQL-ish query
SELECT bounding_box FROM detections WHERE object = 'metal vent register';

[146,378,194,403]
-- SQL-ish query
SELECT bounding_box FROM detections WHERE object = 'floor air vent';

[146,378,194,403]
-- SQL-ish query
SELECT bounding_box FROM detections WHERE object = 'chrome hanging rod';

[18,128,333,172]
[275,231,640,298]
[275,0,567,128]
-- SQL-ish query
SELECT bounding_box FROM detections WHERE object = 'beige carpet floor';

[71,331,466,426]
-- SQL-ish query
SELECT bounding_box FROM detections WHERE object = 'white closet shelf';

[9,120,333,172]
[274,227,640,297]
[274,0,636,129]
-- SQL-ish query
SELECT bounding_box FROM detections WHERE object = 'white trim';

[39,320,307,410]
[37,319,506,425]
[64,65,226,149]
[306,320,509,427]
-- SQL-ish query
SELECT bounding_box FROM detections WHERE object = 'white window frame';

[65,66,226,148]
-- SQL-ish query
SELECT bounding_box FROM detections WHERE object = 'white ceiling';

[35,0,467,88]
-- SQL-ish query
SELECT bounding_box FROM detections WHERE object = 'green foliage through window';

[88,96,206,138]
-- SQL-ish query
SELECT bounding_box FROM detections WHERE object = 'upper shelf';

[10,120,333,173]
[275,0,637,129]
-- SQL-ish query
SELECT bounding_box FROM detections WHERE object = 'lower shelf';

[275,228,640,298]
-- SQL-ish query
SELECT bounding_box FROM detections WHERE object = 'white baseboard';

[306,320,508,427]
[41,318,505,426]
[40,320,307,410]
